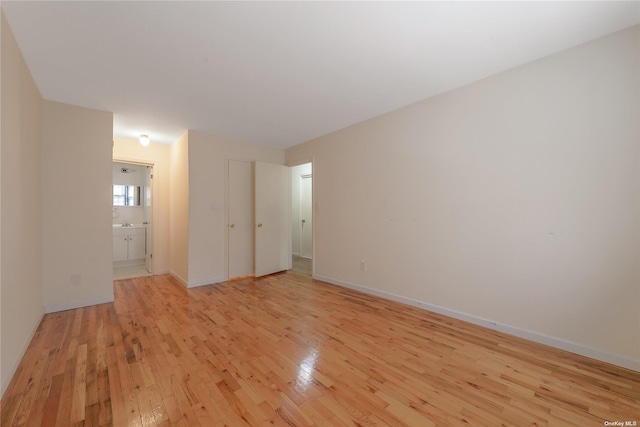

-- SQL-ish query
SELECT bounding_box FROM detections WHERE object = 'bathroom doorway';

[290,162,312,276]
[112,160,153,280]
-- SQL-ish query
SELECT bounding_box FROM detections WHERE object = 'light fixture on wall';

[139,134,150,147]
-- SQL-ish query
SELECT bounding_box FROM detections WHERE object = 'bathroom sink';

[113,223,141,228]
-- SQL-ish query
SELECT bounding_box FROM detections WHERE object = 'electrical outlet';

[359,261,366,272]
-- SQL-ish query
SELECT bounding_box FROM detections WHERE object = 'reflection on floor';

[292,255,312,276]
[6,273,639,425]
[113,264,151,280]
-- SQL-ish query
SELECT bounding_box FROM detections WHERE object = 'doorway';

[290,162,312,276]
[112,160,153,280]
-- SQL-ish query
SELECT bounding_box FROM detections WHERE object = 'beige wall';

[41,101,113,311]
[0,10,44,395]
[286,25,640,368]
[113,138,171,273]
[169,132,189,283]
[187,130,284,286]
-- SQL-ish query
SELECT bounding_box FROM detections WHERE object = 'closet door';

[228,160,254,278]
[255,162,291,277]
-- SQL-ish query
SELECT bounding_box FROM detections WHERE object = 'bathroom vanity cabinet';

[113,227,145,262]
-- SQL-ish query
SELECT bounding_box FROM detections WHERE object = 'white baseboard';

[168,271,225,288]
[187,277,226,288]
[45,295,115,314]
[1,306,45,398]
[313,274,640,372]
[153,269,169,275]
[169,270,187,286]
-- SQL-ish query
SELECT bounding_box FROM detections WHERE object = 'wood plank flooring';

[2,272,639,426]
[291,256,312,276]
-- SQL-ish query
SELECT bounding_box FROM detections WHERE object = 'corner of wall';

[0,307,44,397]
[1,9,46,397]
[40,101,114,310]
[169,132,190,283]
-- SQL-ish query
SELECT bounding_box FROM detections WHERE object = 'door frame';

[112,156,157,276]
[288,159,314,276]
[144,165,154,273]
[299,173,312,259]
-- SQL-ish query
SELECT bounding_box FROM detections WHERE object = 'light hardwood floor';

[292,255,312,276]
[2,272,639,426]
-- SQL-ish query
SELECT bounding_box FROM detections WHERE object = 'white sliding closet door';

[228,159,254,278]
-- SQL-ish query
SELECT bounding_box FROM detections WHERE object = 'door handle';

[301,219,306,223]
[257,223,263,228]
[230,224,235,228]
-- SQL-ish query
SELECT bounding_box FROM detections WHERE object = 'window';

[113,185,141,206]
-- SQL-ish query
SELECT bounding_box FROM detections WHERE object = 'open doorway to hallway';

[290,162,312,276]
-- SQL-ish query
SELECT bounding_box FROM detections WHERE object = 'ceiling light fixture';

[139,134,150,147]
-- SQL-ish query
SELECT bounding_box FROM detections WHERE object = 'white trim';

[187,277,226,288]
[171,271,225,288]
[154,269,169,275]
[313,274,640,372]
[1,307,45,397]
[45,296,115,314]
[298,173,312,259]
[169,270,188,287]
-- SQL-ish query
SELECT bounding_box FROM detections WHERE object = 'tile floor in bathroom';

[113,264,151,280]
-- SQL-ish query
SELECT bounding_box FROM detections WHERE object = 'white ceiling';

[3,1,640,148]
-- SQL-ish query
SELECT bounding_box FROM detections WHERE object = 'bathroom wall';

[113,161,145,185]
[112,207,144,226]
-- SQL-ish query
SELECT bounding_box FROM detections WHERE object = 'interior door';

[300,174,312,258]
[255,162,291,277]
[144,166,153,273]
[228,160,254,278]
